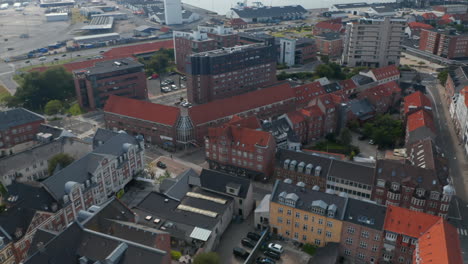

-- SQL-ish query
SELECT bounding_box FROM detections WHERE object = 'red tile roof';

[404,91,432,115]
[227,115,261,129]
[189,82,294,125]
[358,81,401,102]
[229,18,247,24]
[314,21,344,32]
[422,12,438,20]
[408,22,434,30]
[407,109,436,133]
[384,205,441,238]
[370,65,400,81]
[414,218,463,264]
[103,39,173,58]
[293,81,325,105]
[208,125,272,151]
[302,105,324,118]
[103,95,180,126]
[339,79,357,91]
[287,111,306,125]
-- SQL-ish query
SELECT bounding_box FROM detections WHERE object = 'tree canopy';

[5,66,74,111]
[438,70,449,86]
[140,48,175,75]
[44,100,63,115]
[48,153,74,176]
[315,63,346,80]
[363,114,404,148]
[193,252,220,264]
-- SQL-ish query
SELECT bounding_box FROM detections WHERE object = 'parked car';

[171,84,178,90]
[38,56,46,61]
[61,54,67,57]
[161,87,171,93]
[99,50,105,53]
[233,247,249,259]
[156,161,167,169]
[247,232,261,241]
[168,71,177,76]
[241,238,256,248]
[267,243,284,254]
[369,139,375,145]
[264,251,280,260]
[54,58,59,61]
[181,75,187,81]
[256,257,276,264]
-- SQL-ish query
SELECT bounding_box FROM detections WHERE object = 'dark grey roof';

[76,57,143,76]
[93,128,119,148]
[231,5,307,19]
[262,117,300,144]
[0,206,36,242]
[135,188,232,230]
[323,82,342,94]
[25,222,168,264]
[368,5,396,14]
[6,182,58,212]
[332,2,370,9]
[450,66,468,92]
[27,228,58,256]
[199,169,251,198]
[407,126,436,145]
[82,199,136,231]
[163,169,198,201]
[351,74,375,86]
[344,199,387,230]
[38,124,75,139]
[277,149,332,180]
[43,132,139,202]
[107,220,169,248]
[317,32,341,41]
[272,180,348,220]
[134,25,159,32]
[0,108,44,131]
[238,32,275,43]
[347,99,375,121]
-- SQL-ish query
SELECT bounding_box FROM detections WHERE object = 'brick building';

[315,32,343,58]
[372,160,454,217]
[357,81,402,114]
[403,91,432,117]
[186,42,277,104]
[313,20,344,35]
[0,108,45,156]
[103,82,296,147]
[382,206,441,263]
[358,65,400,85]
[339,199,387,264]
[419,28,468,59]
[173,25,238,72]
[73,58,148,110]
[406,109,436,144]
[205,122,276,180]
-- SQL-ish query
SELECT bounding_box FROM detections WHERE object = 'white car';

[267,243,284,254]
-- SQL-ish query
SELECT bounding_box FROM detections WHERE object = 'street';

[423,74,468,201]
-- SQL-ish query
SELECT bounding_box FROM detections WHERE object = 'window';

[346,238,353,245]
[278,207,283,214]
[285,230,290,236]
[348,227,355,234]
[317,229,322,235]
[374,234,380,241]
[360,241,367,249]
[401,247,407,253]
[302,234,307,241]
[327,221,333,227]
[296,212,300,218]
[304,214,309,221]
[277,217,283,223]
[358,253,366,260]
[326,231,332,238]
[318,219,323,225]
[287,210,292,215]
[398,257,404,263]
[295,222,299,228]
[315,239,321,246]
[402,236,409,243]
[303,224,308,231]
[294,232,299,239]
[344,249,351,256]
[287,219,291,225]
[361,231,369,238]
[372,245,378,252]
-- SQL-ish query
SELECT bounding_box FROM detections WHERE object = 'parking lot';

[147,73,187,102]
[216,214,311,264]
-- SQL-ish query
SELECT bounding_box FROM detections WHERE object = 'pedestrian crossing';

[458,228,468,236]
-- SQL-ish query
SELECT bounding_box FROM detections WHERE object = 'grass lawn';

[0,84,11,102]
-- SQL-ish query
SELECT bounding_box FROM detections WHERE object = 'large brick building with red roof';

[205,120,276,180]
[313,20,345,35]
[382,205,462,264]
[413,218,463,264]
[406,109,436,144]
[357,81,402,114]
[403,91,432,117]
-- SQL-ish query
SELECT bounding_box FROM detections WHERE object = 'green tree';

[48,153,74,175]
[339,128,352,146]
[44,100,63,115]
[170,250,182,260]
[142,48,175,75]
[315,64,334,79]
[193,252,220,264]
[9,66,74,111]
[67,103,84,116]
[320,55,329,64]
[438,70,449,86]
[364,114,404,148]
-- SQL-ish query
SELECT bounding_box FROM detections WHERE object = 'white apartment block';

[342,17,406,68]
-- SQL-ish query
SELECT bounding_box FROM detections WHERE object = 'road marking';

[458,228,468,236]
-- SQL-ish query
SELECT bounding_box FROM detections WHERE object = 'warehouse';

[73,33,120,44]
[40,0,75,8]
[91,12,128,20]
[81,16,114,32]
[226,5,307,23]
[45,12,69,22]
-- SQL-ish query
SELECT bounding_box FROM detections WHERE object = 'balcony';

[383,243,395,252]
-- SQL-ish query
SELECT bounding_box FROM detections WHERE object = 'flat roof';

[75,57,143,75]
[81,16,114,30]
[73,33,120,41]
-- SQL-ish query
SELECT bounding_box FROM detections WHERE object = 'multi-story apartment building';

[270,179,347,248]
[340,199,387,264]
[419,28,468,59]
[342,17,406,67]
[73,58,148,110]
[278,38,316,66]
[186,42,277,104]
[382,206,442,263]
[0,108,44,156]
[173,25,238,72]
[315,32,343,58]
[205,122,276,180]
[452,86,468,154]
[372,160,454,218]
[275,149,375,201]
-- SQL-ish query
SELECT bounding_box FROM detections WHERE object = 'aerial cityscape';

[0,0,467,263]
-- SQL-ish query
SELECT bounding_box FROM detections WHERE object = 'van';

[233,247,249,259]
[247,232,261,241]
[39,56,46,61]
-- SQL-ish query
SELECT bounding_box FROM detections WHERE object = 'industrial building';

[45,12,69,22]
[226,4,307,23]
[144,4,199,25]
[91,12,128,20]
[39,0,74,8]
[73,33,120,44]
[164,0,182,25]
[81,16,114,32]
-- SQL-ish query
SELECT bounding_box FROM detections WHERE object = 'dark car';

[156,161,167,169]
[256,257,276,264]
[61,54,67,57]
[168,71,177,76]
[264,250,280,260]
[233,247,249,259]
[241,238,256,248]
[247,232,261,241]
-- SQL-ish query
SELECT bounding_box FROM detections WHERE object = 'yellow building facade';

[269,180,346,247]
